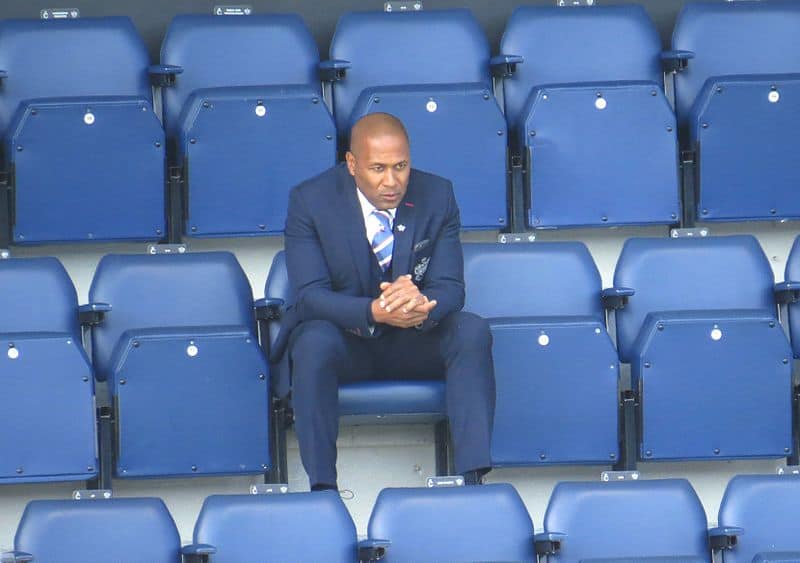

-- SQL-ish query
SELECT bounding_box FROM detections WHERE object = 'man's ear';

[345,151,356,177]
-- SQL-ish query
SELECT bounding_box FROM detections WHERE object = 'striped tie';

[371,209,394,272]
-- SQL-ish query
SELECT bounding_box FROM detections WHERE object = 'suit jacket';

[271,162,465,362]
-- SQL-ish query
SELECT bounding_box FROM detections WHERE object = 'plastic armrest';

[0,552,34,563]
[254,297,285,321]
[776,281,800,304]
[490,54,524,78]
[319,59,351,82]
[149,64,184,87]
[709,526,744,550]
[358,539,390,562]
[79,302,112,326]
[602,287,635,310]
[535,532,566,556]
[661,50,695,72]
[181,544,217,563]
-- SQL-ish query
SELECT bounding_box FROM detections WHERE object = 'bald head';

[349,113,409,156]
[345,113,411,210]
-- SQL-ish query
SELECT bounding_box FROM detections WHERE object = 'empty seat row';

[3,233,800,487]
[1,1,798,244]
[4,475,800,562]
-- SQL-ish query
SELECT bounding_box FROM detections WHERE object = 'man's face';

[346,132,410,210]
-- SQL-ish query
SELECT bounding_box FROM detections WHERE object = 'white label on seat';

[7,347,19,360]
[84,112,95,125]
[538,334,550,346]
[187,344,199,357]
[595,98,607,110]
[710,328,722,341]
[426,100,437,113]
[769,90,780,103]
[255,105,266,117]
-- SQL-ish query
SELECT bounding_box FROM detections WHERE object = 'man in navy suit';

[282,112,495,490]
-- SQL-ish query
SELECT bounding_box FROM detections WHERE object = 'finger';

[384,288,422,313]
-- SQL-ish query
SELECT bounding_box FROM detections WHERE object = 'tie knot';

[372,209,392,231]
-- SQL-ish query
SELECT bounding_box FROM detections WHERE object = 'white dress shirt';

[356,187,396,244]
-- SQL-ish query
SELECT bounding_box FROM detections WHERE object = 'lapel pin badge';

[397,224,406,232]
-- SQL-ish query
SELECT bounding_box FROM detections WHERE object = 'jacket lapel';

[337,167,372,295]
[392,183,417,277]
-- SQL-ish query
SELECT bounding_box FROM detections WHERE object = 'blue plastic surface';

[0,257,96,484]
[717,475,800,563]
[351,82,507,230]
[368,484,535,562]
[689,74,800,222]
[89,252,256,382]
[13,498,181,563]
[784,236,800,358]
[9,96,165,243]
[631,310,792,460]
[160,14,321,139]
[111,326,270,478]
[329,9,491,135]
[612,236,775,363]
[672,0,800,130]
[521,80,679,228]
[192,491,357,563]
[178,85,335,237]
[463,243,617,466]
[499,5,663,133]
[544,479,710,563]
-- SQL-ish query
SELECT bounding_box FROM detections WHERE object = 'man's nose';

[382,168,397,187]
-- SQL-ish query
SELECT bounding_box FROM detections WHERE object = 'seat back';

[718,475,800,563]
[14,498,181,563]
[672,1,800,129]
[544,479,709,562]
[783,236,800,358]
[89,252,255,381]
[329,9,490,136]
[0,17,150,136]
[160,14,321,140]
[499,5,662,132]
[463,242,603,321]
[193,491,357,563]
[368,483,535,562]
[613,236,774,362]
[0,257,79,340]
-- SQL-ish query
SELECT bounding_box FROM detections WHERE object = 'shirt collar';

[356,187,396,221]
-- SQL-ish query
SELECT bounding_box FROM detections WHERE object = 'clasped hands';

[370,274,437,328]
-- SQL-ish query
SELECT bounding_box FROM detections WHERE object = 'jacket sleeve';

[417,182,465,331]
[284,186,376,336]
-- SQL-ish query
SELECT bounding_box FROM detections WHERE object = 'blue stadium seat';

[0,17,165,243]
[365,483,535,562]
[183,491,357,562]
[463,242,619,466]
[672,1,800,222]
[0,257,97,484]
[782,235,800,359]
[261,250,446,480]
[609,235,792,461]
[87,252,270,478]
[328,10,507,230]
[2,497,181,563]
[538,479,710,562]
[496,5,680,229]
[714,475,800,563]
[159,14,335,237]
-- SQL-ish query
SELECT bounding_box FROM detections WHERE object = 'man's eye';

[371,166,384,173]
[395,162,408,170]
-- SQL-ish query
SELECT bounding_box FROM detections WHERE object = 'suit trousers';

[288,311,495,487]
